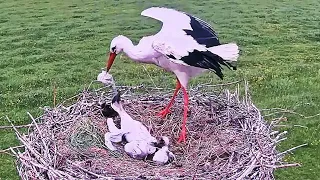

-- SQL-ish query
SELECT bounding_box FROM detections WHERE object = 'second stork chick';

[104,92,174,164]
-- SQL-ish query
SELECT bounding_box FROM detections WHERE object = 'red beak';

[106,52,117,72]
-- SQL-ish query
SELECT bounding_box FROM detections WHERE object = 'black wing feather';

[183,14,220,47]
[180,50,235,79]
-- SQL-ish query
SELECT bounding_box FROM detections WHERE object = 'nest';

[4,81,302,179]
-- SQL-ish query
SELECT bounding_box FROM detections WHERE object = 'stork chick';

[104,92,174,163]
[149,136,175,164]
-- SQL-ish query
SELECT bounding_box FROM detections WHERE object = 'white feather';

[124,141,156,159]
[152,36,207,65]
[208,43,239,61]
[141,7,239,64]
[152,146,175,164]
[109,98,156,143]
[104,118,123,151]
[104,132,120,151]
[141,7,192,33]
[106,118,120,133]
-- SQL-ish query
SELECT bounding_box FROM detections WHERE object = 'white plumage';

[153,146,175,164]
[104,93,157,152]
[105,116,157,159]
[104,92,174,163]
[106,7,240,143]
[151,136,175,164]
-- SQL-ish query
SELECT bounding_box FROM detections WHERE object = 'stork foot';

[156,108,171,118]
[177,128,186,143]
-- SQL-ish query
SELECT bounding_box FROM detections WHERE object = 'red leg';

[177,86,189,143]
[157,79,181,118]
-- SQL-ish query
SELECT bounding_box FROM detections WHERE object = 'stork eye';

[111,46,116,52]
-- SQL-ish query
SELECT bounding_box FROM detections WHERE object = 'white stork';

[105,7,239,143]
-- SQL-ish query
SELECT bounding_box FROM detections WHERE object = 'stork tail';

[208,43,239,62]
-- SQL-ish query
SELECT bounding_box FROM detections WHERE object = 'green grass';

[0,0,319,179]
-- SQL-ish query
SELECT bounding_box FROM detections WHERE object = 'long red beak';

[106,52,117,72]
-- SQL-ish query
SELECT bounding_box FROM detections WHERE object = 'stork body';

[106,7,240,143]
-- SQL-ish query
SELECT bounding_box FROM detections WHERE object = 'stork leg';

[157,79,181,118]
[177,86,189,143]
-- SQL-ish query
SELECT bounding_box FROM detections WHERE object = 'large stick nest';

[6,81,300,179]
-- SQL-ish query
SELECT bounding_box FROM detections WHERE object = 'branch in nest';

[0,124,35,129]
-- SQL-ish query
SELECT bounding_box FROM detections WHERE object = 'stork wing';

[141,7,192,32]
[152,37,236,79]
[142,7,237,79]
[152,35,206,61]
[141,7,220,47]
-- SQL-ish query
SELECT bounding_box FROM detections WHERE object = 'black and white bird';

[104,92,174,164]
[105,7,240,143]
[104,92,157,152]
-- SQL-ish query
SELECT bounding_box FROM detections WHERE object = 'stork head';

[110,91,123,113]
[106,35,131,72]
[100,102,118,118]
[152,136,170,148]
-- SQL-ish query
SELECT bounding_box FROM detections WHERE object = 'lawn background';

[1,0,320,179]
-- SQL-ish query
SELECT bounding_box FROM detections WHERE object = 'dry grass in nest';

[3,81,304,179]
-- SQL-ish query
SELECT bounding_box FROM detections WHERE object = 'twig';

[236,156,258,180]
[0,124,34,129]
[0,145,24,154]
[262,108,320,119]
[27,112,52,163]
[67,160,111,179]
[273,124,308,129]
[53,81,57,108]
[265,163,301,169]
[278,144,308,156]
[196,80,243,88]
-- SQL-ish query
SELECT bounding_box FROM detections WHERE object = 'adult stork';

[105,7,239,143]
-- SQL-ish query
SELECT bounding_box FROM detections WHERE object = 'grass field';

[1,0,320,179]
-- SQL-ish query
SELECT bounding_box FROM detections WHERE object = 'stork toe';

[156,108,171,118]
[177,129,187,143]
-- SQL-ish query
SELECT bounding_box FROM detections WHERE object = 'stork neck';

[124,46,151,62]
[122,39,155,62]
[119,111,132,121]
[120,37,134,50]
[117,36,137,60]
[123,46,138,60]
[114,106,133,123]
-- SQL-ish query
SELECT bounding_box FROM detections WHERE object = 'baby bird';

[103,92,174,164]
[149,136,175,165]
[103,92,157,157]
